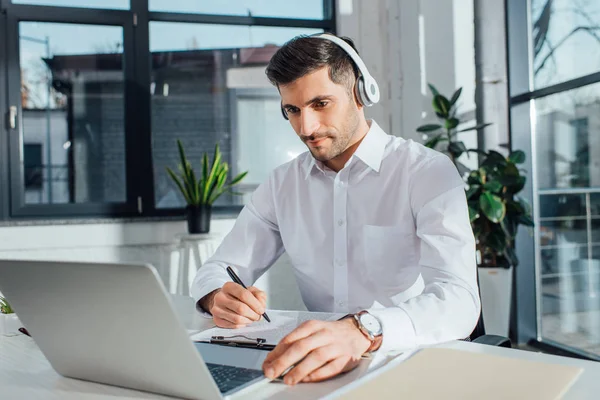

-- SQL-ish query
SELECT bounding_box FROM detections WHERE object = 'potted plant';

[418,84,534,336]
[166,140,248,234]
[0,295,21,336]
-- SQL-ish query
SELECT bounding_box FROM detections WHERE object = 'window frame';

[0,0,336,221]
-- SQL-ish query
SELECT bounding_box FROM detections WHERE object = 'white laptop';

[0,259,270,400]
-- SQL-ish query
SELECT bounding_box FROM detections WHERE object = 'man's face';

[279,67,362,163]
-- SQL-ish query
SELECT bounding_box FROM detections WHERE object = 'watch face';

[360,313,382,336]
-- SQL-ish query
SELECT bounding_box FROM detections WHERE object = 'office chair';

[465,270,512,348]
[467,309,512,348]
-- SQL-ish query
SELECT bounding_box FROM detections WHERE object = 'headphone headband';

[312,34,371,83]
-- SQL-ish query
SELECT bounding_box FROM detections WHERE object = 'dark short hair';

[265,34,359,94]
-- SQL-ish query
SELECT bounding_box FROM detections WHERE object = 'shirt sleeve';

[367,155,481,353]
[189,173,285,308]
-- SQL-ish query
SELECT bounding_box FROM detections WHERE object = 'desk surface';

[1,295,599,399]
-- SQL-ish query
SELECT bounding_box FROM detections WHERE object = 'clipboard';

[195,334,276,351]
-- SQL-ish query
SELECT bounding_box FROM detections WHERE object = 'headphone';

[280,33,380,120]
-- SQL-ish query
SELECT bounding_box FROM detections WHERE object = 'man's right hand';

[200,282,267,328]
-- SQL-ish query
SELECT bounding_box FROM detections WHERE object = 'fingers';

[302,356,359,383]
[210,284,265,327]
[223,282,266,316]
[282,344,339,385]
[263,325,331,380]
[248,286,267,309]
[264,320,323,365]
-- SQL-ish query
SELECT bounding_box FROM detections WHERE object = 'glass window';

[150,22,321,208]
[534,83,600,189]
[531,0,600,88]
[149,0,325,20]
[19,22,126,204]
[11,0,129,9]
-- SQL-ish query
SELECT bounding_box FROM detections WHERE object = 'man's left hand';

[262,318,371,385]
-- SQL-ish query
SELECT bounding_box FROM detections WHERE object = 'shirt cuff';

[367,306,417,354]
[190,278,229,316]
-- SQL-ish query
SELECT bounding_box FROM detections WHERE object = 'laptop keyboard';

[206,362,264,394]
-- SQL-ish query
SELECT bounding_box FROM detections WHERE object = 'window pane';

[531,0,600,89]
[12,0,128,9]
[149,0,325,20]
[534,83,600,189]
[19,22,125,204]
[150,23,321,208]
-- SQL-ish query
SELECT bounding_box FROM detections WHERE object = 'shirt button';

[337,219,345,226]
[338,301,345,307]
[336,259,344,266]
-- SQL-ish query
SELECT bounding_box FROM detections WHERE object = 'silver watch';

[353,310,383,341]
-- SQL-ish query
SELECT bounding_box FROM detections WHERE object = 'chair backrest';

[467,268,486,341]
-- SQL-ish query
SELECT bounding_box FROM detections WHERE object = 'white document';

[190,310,345,345]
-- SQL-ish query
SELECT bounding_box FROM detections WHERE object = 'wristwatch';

[353,310,383,353]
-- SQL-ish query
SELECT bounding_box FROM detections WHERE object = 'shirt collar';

[304,119,388,179]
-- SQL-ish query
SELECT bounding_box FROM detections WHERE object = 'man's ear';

[352,81,363,110]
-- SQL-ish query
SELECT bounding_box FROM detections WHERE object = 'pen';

[226,266,271,323]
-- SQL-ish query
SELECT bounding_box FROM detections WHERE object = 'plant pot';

[0,313,21,336]
[186,204,211,234]
[479,266,513,337]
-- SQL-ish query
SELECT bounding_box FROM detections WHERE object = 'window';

[0,1,335,219]
[18,22,126,205]
[149,0,326,20]
[508,0,600,358]
[531,0,600,89]
[11,0,129,9]
[149,22,321,208]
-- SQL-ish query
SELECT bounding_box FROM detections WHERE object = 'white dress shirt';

[191,120,480,354]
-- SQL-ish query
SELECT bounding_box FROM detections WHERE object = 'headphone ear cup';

[281,106,289,120]
[362,75,380,105]
[355,77,371,107]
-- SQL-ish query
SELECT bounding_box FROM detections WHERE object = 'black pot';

[186,205,211,234]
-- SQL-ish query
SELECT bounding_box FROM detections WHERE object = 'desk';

[1,295,599,399]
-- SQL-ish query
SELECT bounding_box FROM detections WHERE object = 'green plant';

[0,296,14,314]
[166,140,248,206]
[418,84,534,268]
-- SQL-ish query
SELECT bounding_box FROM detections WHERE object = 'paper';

[190,310,344,345]
[334,347,583,400]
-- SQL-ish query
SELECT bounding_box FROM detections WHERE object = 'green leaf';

[428,83,440,96]
[509,150,526,164]
[448,141,467,158]
[449,87,462,106]
[457,122,492,133]
[480,192,506,223]
[166,167,193,204]
[487,226,507,252]
[505,176,526,194]
[467,170,483,185]
[466,185,480,199]
[468,206,479,222]
[482,150,507,168]
[432,95,451,118]
[519,214,534,227]
[424,135,448,149]
[229,171,248,186]
[445,118,459,130]
[417,124,443,132]
[483,181,503,193]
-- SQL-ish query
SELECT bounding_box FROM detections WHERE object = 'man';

[191,33,480,385]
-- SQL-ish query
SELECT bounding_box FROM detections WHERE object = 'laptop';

[0,259,270,400]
